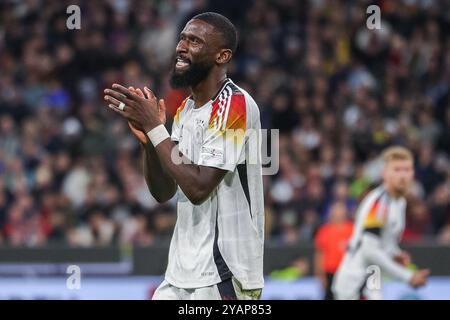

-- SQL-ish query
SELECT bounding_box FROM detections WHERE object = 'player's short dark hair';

[192,12,238,53]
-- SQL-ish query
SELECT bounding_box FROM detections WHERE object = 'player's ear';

[216,49,232,65]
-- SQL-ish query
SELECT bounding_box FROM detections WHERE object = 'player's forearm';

[362,234,413,283]
[142,143,177,202]
[153,139,217,205]
[386,240,402,257]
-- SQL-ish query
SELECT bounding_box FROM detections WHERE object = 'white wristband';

[146,124,170,147]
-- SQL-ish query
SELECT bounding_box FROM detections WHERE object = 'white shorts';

[152,277,262,300]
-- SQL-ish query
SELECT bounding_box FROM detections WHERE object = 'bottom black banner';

[0,300,447,319]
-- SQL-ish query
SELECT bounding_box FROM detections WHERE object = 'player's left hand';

[104,83,162,133]
[394,251,411,266]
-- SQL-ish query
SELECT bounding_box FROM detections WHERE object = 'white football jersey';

[164,78,265,290]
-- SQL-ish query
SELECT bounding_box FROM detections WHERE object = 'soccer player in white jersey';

[104,12,264,300]
[332,146,429,300]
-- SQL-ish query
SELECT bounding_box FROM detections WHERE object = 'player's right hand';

[127,86,167,145]
[409,269,430,288]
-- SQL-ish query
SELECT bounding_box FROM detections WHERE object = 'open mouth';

[175,56,190,70]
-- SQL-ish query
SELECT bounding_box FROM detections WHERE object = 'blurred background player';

[332,146,430,300]
[314,202,353,300]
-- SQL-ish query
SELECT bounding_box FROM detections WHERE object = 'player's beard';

[394,181,409,197]
[170,59,215,89]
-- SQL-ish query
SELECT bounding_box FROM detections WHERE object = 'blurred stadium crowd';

[0,0,449,248]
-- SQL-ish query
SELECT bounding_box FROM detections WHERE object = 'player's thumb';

[128,121,137,131]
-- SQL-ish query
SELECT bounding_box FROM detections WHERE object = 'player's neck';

[190,73,228,108]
